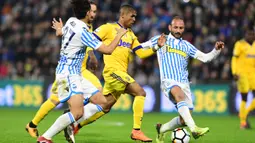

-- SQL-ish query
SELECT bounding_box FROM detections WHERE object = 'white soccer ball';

[171,128,191,143]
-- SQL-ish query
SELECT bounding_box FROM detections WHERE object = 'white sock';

[160,116,184,133]
[76,103,103,124]
[177,101,196,131]
[43,112,75,139]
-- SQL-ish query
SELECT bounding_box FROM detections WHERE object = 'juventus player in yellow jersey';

[231,28,255,129]
[25,1,103,138]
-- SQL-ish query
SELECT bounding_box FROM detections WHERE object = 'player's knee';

[241,93,248,102]
[137,89,146,97]
[100,101,114,113]
[72,109,84,120]
[49,95,60,105]
[102,107,111,113]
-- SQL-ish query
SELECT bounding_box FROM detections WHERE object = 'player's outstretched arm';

[52,18,63,36]
[87,50,98,73]
[135,34,166,59]
[231,42,240,81]
[194,41,224,63]
[96,28,127,54]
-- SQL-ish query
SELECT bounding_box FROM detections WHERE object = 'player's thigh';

[56,74,84,103]
[237,75,249,93]
[68,94,84,119]
[162,79,193,108]
[103,70,135,99]
[162,79,185,101]
[89,92,107,105]
[51,79,58,96]
[82,69,102,90]
[125,82,146,97]
[49,80,60,104]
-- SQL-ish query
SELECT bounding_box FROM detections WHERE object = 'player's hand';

[157,33,166,47]
[87,51,98,73]
[233,74,239,81]
[215,41,224,50]
[52,18,63,36]
[116,28,128,37]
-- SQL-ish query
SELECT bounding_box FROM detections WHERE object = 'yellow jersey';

[232,40,255,74]
[81,23,93,72]
[93,22,141,72]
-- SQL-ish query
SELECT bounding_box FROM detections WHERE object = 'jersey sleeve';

[141,35,160,49]
[186,41,198,58]
[131,33,142,52]
[92,24,110,41]
[81,28,102,50]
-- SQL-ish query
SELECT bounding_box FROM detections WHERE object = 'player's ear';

[168,24,171,31]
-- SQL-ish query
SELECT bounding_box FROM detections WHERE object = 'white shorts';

[161,79,194,110]
[52,74,99,103]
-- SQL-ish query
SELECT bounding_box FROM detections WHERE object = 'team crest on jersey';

[72,84,77,89]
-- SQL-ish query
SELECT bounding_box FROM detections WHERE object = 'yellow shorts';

[237,74,255,93]
[103,70,135,100]
[51,69,102,96]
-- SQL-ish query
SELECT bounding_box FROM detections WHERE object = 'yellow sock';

[32,94,58,125]
[246,99,255,117]
[239,100,246,124]
[79,111,105,127]
[133,96,145,129]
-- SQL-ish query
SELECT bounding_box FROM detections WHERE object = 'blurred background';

[0,0,254,114]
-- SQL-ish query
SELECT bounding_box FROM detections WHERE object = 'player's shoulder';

[234,39,245,47]
[180,39,193,47]
[236,39,246,44]
[94,22,115,33]
[66,17,89,32]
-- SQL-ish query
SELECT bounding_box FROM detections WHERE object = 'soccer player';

[25,1,102,138]
[64,4,166,142]
[143,16,224,143]
[231,28,255,129]
[37,0,127,142]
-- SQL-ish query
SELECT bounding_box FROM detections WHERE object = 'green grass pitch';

[0,108,254,143]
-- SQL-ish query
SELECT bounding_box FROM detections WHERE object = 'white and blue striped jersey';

[150,34,198,83]
[56,17,102,75]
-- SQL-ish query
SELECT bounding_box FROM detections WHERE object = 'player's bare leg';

[63,92,110,143]
[171,86,209,139]
[37,94,84,143]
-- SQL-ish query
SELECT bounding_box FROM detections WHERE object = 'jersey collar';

[168,33,183,41]
[116,22,127,29]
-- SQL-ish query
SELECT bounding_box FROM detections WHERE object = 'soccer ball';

[171,128,191,143]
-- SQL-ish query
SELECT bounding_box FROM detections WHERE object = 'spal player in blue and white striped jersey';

[142,16,224,142]
[37,0,127,142]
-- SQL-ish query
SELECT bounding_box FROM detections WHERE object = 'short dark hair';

[172,15,184,22]
[71,0,91,19]
[89,0,97,6]
[120,4,136,15]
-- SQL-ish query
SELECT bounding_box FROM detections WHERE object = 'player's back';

[56,17,90,75]
[155,35,197,83]
[94,22,136,73]
[233,39,255,74]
